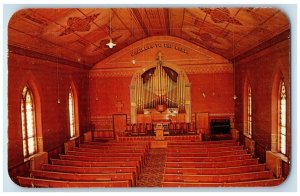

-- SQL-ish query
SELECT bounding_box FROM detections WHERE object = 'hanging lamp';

[232,29,238,100]
[131,13,136,64]
[106,9,116,49]
[56,63,60,104]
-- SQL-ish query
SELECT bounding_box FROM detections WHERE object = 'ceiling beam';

[8,45,91,69]
[131,8,149,36]
[164,8,170,35]
[232,29,290,63]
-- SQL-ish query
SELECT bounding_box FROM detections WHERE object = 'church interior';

[7,7,291,188]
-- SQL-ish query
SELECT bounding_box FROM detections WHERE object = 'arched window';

[247,85,252,137]
[21,86,37,158]
[279,80,287,155]
[69,87,75,138]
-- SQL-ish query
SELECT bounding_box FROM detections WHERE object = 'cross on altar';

[115,101,123,113]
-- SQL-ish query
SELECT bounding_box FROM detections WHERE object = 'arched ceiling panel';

[8,7,290,69]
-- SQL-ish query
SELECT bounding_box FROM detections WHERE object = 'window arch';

[21,85,37,158]
[68,86,76,138]
[279,79,287,155]
[247,85,252,137]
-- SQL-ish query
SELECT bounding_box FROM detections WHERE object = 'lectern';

[155,123,164,140]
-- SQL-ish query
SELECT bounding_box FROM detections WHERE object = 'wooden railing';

[8,160,31,184]
[90,116,115,139]
[255,142,268,164]
[282,160,290,179]
[240,134,267,163]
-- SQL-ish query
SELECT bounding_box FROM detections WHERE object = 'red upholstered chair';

[125,124,132,136]
[132,124,138,136]
[175,122,181,135]
[146,123,153,135]
[182,123,188,134]
[169,123,175,135]
[139,124,146,135]
[188,122,196,134]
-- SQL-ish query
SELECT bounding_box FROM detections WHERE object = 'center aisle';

[137,148,167,187]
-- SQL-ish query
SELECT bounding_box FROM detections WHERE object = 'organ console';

[210,119,231,134]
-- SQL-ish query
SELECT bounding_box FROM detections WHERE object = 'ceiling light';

[106,9,116,49]
[106,38,116,49]
[132,56,136,64]
[131,12,135,64]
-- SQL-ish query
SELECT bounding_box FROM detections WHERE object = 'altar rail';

[117,135,201,142]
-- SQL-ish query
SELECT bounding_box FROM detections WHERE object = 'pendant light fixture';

[131,13,136,64]
[106,9,116,49]
[56,63,60,104]
[232,29,238,100]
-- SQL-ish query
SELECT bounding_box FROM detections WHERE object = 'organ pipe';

[135,61,185,112]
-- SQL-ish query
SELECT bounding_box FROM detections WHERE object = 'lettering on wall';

[131,41,188,56]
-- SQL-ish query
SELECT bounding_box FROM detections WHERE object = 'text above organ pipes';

[135,56,185,114]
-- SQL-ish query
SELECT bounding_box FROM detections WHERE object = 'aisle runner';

[137,148,167,187]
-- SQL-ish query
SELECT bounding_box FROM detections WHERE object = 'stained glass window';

[69,87,75,138]
[247,85,252,137]
[279,80,286,155]
[21,86,37,158]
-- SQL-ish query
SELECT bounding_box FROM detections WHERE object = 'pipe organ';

[135,60,186,114]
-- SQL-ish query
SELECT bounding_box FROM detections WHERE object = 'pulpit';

[155,124,164,140]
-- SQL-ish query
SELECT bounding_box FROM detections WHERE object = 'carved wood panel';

[195,112,209,133]
[113,114,127,137]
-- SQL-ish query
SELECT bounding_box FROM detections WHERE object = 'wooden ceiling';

[8,8,290,69]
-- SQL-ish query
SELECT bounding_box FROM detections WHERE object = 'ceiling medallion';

[60,13,100,36]
[201,8,242,25]
[192,31,221,45]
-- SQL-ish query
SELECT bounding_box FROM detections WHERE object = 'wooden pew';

[17,176,130,188]
[51,159,141,174]
[167,146,244,153]
[161,178,283,187]
[168,142,240,147]
[165,158,259,168]
[198,140,238,144]
[168,140,237,145]
[31,170,135,186]
[166,154,252,162]
[83,141,150,149]
[61,154,143,167]
[166,149,248,157]
[74,147,147,155]
[42,164,138,182]
[65,151,145,166]
[164,164,266,175]
[162,171,274,183]
[79,144,148,152]
[168,144,243,149]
